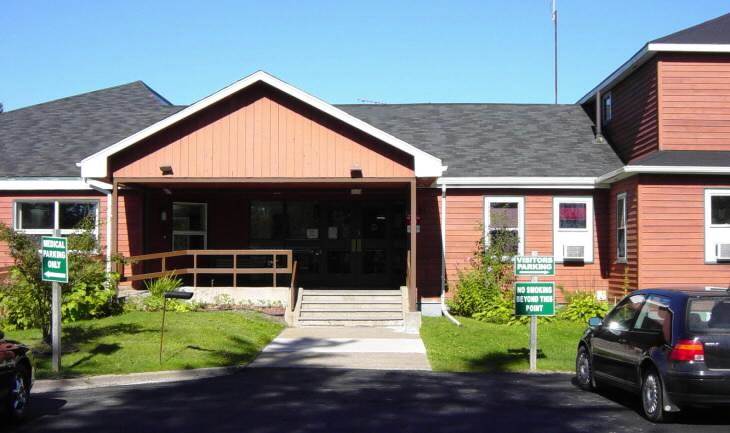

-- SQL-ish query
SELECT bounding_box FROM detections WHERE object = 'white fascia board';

[578,43,730,105]
[0,178,94,191]
[435,177,605,189]
[596,165,730,184]
[79,71,444,178]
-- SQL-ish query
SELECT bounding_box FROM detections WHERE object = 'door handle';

[618,338,628,344]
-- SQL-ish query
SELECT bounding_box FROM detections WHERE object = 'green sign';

[514,255,555,276]
[515,282,555,316]
[41,236,68,283]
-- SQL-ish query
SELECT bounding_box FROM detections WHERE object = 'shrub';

[558,291,609,323]
[141,274,195,312]
[448,228,517,322]
[0,219,121,337]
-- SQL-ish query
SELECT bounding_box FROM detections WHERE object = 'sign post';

[41,234,68,373]
[514,254,555,372]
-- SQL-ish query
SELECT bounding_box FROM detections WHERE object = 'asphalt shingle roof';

[337,103,623,177]
[0,82,623,179]
[651,12,730,45]
[0,81,183,177]
[630,150,730,167]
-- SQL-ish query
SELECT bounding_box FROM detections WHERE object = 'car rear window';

[688,297,730,333]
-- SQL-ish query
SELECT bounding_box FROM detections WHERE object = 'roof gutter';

[435,176,606,189]
[597,165,730,184]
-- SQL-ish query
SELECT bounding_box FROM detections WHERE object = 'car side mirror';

[588,317,603,328]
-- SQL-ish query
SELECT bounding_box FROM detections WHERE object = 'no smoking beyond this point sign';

[515,282,555,316]
[41,236,68,283]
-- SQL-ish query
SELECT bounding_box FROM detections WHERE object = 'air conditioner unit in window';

[716,243,730,261]
[563,245,585,261]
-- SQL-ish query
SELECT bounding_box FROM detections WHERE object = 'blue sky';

[1,1,727,111]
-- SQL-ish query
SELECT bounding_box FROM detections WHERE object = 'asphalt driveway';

[12,369,730,433]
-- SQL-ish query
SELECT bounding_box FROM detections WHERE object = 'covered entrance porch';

[111,178,419,313]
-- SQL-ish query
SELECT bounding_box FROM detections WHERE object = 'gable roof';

[338,103,623,177]
[651,12,730,44]
[79,71,445,178]
[0,81,182,177]
[578,12,730,104]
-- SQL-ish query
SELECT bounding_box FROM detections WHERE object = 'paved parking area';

[16,369,730,432]
[249,327,431,370]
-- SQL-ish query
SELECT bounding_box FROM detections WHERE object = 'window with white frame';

[704,190,730,262]
[14,200,98,236]
[553,197,594,262]
[485,197,524,256]
[172,202,207,250]
[602,92,613,124]
[616,193,627,262]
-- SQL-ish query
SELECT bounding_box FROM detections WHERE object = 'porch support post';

[111,180,119,278]
[409,179,417,312]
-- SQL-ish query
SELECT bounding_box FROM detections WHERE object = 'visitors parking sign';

[41,236,68,283]
[514,255,555,276]
[514,282,555,316]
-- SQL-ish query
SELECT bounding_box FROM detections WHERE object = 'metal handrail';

[123,249,293,288]
[289,261,299,312]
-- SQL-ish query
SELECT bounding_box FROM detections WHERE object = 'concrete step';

[299,311,403,320]
[302,290,402,296]
[301,303,403,312]
[300,298,402,304]
[296,320,405,327]
[302,295,402,302]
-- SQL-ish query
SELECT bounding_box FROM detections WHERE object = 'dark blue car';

[575,288,730,422]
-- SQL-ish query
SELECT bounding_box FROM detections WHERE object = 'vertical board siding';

[601,58,659,162]
[638,175,730,287]
[0,192,108,268]
[417,189,443,298]
[112,84,414,179]
[659,54,730,151]
[608,177,640,299]
[442,189,609,302]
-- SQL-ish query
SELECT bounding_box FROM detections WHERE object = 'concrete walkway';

[249,327,431,370]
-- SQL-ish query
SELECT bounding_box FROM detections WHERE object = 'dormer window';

[602,92,613,124]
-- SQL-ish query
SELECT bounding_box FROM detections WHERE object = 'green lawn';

[5,310,284,379]
[421,316,585,373]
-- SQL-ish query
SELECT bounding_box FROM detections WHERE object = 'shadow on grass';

[161,335,261,366]
[68,343,122,368]
[466,348,546,372]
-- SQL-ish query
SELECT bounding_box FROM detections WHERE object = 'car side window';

[633,295,672,342]
[604,294,646,332]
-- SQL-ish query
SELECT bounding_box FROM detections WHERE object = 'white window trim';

[13,199,100,236]
[484,196,525,256]
[172,202,208,250]
[553,196,594,263]
[704,189,730,263]
[616,192,628,264]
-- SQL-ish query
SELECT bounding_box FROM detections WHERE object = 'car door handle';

[618,338,628,344]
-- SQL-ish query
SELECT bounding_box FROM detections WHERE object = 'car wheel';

[575,345,595,391]
[641,368,672,423]
[8,364,30,420]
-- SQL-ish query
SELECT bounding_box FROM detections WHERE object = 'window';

[14,200,98,235]
[634,295,672,342]
[604,294,645,332]
[688,298,730,333]
[617,193,627,262]
[250,201,285,240]
[485,197,524,256]
[602,92,612,124]
[704,190,730,263]
[553,197,594,262]
[172,202,207,249]
[286,202,320,240]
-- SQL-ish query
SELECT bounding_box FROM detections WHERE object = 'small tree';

[0,217,120,339]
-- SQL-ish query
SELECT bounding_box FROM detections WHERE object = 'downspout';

[440,183,461,326]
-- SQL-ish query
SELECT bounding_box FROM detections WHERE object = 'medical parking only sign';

[41,236,68,283]
[514,282,555,316]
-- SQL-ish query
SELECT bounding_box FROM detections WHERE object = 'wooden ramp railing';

[123,249,294,288]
